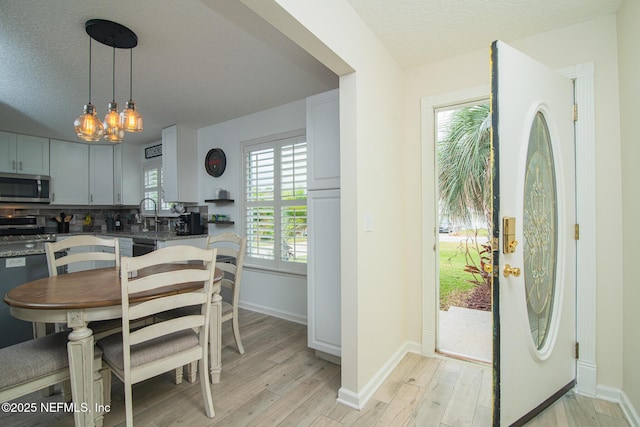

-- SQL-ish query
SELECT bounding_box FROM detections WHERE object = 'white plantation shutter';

[243,134,307,272]
[142,161,171,214]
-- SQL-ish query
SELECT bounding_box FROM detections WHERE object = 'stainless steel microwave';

[0,173,51,203]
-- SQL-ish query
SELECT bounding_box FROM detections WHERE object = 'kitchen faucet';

[138,198,159,232]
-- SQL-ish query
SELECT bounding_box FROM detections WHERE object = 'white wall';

[197,99,308,323]
[241,0,407,404]
[617,0,640,417]
[405,14,624,391]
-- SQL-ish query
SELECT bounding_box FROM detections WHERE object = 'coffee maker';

[175,215,188,235]
[175,213,202,235]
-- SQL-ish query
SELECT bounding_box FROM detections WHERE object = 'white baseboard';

[238,301,307,325]
[593,385,640,427]
[336,340,421,410]
[576,360,597,396]
[620,390,640,427]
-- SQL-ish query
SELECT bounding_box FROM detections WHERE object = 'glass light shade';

[103,102,124,143]
[74,104,104,142]
[120,100,143,132]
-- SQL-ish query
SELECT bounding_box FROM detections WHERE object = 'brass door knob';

[503,264,521,278]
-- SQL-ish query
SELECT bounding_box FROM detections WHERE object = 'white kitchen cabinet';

[306,89,340,191]
[118,237,133,258]
[156,237,206,249]
[307,189,341,357]
[0,132,49,175]
[162,124,198,203]
[49,139,89,205]
[114,143,142,205]
[89,145,114,205]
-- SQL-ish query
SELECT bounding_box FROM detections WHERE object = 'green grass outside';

[439,239,482,309]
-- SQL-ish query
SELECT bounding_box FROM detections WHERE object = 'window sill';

[244,263,307,278]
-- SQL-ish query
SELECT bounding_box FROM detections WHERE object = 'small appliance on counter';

[175,212,203,235]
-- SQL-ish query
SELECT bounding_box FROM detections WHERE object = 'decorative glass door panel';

[492,40,576,426]
[524,112,558,350]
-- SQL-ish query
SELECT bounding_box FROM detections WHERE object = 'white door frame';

[420,63,596,396]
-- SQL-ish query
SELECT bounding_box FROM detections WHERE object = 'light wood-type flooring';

[1,309,630,426]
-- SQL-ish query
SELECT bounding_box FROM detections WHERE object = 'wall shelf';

[205,199,234,203]
[207,220,234,225]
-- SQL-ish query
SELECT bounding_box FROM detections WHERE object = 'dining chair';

[97,245,218,426]
[165,232,247,384]
[43,235,123,403]
[207,232,247,355]
[0,331,107,427]
[44,235,125,340]
[45,234,120,277]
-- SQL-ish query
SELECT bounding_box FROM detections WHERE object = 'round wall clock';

[205,148,226,177]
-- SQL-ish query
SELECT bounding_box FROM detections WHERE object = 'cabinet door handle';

[52,193,55,202]
[91,194,93,203]
[19,160,23,171]
[12,160,16,170]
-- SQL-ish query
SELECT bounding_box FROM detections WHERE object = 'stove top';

[0,233,57,243]
[0,216,52,241]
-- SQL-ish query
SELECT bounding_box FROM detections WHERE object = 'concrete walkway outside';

[439,306,492,362]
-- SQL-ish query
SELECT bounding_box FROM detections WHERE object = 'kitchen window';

[142,161,172,215]
[243,132,307,273]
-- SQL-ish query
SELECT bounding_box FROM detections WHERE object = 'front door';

[491,41,576,426]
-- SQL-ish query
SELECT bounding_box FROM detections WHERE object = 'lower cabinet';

[119,237,133,258]
[307,189,341,357]
[156,237,207,249]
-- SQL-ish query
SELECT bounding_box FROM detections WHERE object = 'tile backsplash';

[0,205,208,233]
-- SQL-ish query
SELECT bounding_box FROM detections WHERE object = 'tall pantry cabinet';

[306,89,341,359]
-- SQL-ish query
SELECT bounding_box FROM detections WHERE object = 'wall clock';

[205,148,226,177]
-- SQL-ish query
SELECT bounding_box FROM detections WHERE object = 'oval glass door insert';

[523,112,558,350]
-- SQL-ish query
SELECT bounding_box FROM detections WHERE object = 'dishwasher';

[132,238,156,256]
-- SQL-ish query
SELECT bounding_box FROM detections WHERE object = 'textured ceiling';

[0,0,338,145]
[347,0,623,66]
[0,0,623,146]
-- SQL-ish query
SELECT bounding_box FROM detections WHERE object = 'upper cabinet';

[50,139,89,205]
[89,145,114,205]
[0,132,49,176]
[114,143,142,205]
[306,89,340,190]
[162,124,198,203]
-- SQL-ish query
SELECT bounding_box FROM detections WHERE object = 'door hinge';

[575,224,580,240]
[573,104,578,121]
[575,342,580,359]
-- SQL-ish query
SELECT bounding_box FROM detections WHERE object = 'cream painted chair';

[97,246,218,426]
[44,235,122,341]
[206,232,247,355]
[45,235,120,278]
[43,235,122,402]
[166,232,247,384]
[0,332,107,427]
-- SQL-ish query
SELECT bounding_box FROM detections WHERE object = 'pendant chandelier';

[74,19,142,143]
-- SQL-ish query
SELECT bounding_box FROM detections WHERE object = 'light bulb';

[120,100,143,132]
[74,104,104,142]
[103,102,124,143]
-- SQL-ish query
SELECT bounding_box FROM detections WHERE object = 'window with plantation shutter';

[142,161,172,215]
[243,132,307,273]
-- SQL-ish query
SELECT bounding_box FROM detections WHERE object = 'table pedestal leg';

[67,311,95,427]
[210,294,222,383]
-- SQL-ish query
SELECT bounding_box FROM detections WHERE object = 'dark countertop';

[0,232,208,258]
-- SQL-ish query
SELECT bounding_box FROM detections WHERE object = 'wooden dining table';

[3,264,224,427]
